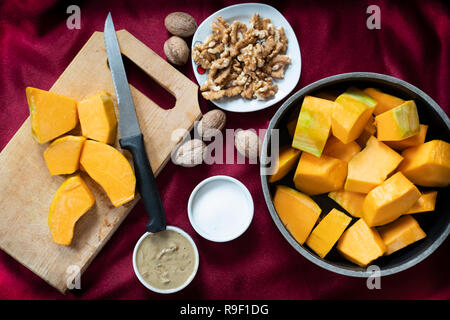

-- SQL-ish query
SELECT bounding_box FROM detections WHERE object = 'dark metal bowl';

[260,72,450,277]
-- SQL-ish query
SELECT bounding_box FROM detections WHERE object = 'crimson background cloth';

[0,0,449,299]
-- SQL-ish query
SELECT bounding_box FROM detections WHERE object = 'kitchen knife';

[104,13,166,233]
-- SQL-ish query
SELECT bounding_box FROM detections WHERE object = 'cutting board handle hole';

[106,55,176,110]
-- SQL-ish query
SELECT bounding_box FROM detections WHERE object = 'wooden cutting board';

[0,30,201,293]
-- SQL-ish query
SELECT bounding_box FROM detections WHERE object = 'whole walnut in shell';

[173,139,206,167]
[164,12,197,38]
[197,109,226,139]
[164,36,190,66]
[235,129,261,161]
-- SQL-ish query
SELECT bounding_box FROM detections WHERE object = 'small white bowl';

[132,225,199,294]
[188,175,254,242]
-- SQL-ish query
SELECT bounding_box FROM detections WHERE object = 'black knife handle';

[120,133,166,233]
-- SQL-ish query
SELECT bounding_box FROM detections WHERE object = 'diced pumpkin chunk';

[292,96,335,157]
[306,208,352,258]
[378,215,426,255]
[376,101,420,141]
[273,186,321,245]
[293,152,347,195]
[345,136,403,193]
[397,140,450,187]
[385,124,428,150]
[363,172,421,227]
[48,175,95,245]
[80,140,136,207]
[26,87,78,144]
[268,146,301,183]
[328,190,365,218]
[356,115,376,147]
[323,136,361,162]
[406,191,437,214]
[43,135,86,175]
[363,88,405,115]
[332,87,377,144]
[336,218,386,267]
[78,91,117,144]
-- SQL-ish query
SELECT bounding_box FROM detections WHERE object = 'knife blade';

[104,12,140,139]
[104,12,166,233]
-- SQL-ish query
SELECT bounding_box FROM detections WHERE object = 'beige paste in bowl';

[135,229,197,290]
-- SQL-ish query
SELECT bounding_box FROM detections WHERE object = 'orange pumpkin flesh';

[48,175,95,246]
[80,140,136,207]
[273,186,321,245]
[43,135,86,175]
[26,87,78,144]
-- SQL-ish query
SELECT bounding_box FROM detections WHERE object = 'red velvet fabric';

[0,0,449,299]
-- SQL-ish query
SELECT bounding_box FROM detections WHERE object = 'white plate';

[191,3,301,113]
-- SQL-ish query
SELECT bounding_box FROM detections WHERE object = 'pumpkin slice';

[292,96,335,157]
[26,87,78,144]
[49,174,95,245]
[397,140,450,187]
[376,100,420,141]
[78,91,117,144]
[385,124,427,151]
[345,136,403,193]
[293,152,347,196]
[306,208,352,259]
[273,186,321,245]
[377,215,426,255]
[337,218,386,267]
[43,135,86,175]
[80,140,136,207]
[332,87,377,144]
[268,146,301,183]
[406,191,437,214]
[328,190,365,218]
[363,88,405,115]
[362,172,421,227]
[323,136,361,162]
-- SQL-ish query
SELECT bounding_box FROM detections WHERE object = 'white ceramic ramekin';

[132,225,199,294]
[187,175,254,242]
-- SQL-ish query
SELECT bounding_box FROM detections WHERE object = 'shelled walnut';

[193,13,291,101]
